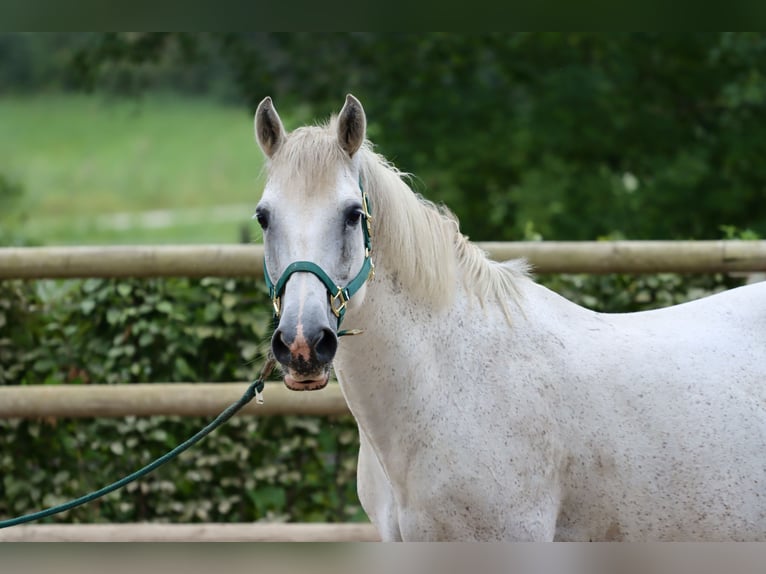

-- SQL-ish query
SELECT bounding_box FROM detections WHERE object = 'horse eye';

[345,209,363,227]
[254,209,270,230]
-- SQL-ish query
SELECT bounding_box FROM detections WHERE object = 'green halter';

[263,180,374,334]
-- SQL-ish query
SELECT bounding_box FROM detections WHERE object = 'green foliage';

[540,273,743,314]
[0,172,33,247]
[0,277,363,524]
[35,276,272,385]
[0,34,91,93]
[74,32,766,243]
[340,33,766,242]
[1,412,362,524]
[0,281,43,385]
[5,33,766,244]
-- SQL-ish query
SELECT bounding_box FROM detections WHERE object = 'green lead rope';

[0,356,275,529]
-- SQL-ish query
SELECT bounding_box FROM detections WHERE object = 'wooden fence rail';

[1,240,766,279]
[0,383,349,419]
[0,522,380,542]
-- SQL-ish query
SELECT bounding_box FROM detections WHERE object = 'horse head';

[254,94,373,391]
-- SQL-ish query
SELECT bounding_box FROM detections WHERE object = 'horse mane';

[356,139,529,318]
[269,116,530,318]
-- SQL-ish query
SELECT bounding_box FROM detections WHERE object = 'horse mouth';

[283,371,330,391]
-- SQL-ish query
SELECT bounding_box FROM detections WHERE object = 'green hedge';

[0,271,746,524]
[0,277,362,524]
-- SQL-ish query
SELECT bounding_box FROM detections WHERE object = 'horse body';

[336,264,766,541]
[253,94,766,541]
[550,283,766,541]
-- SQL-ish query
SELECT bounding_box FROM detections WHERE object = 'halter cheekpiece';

[263,178,374,334]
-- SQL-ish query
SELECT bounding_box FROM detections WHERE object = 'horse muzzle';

[271,324,337,391]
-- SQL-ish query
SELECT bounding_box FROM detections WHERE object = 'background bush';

[3,33,766,242]
[0,277,363,524]
[50,32,766,242]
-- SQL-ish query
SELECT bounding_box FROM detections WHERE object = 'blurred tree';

[0,33,85,92]
[4,32,766,241]
[0,173,30,246]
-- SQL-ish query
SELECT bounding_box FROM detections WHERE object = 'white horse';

[253,94,766,541]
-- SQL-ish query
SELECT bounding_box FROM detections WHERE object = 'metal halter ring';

[330,288,349,318]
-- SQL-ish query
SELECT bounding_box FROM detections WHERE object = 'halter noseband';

[263,179,374,335]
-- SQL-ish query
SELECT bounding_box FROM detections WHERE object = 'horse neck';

[333,261,517,453]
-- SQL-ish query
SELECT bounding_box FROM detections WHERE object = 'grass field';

[1,93,265,245]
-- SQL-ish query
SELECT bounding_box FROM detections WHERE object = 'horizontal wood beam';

[480,240,766,274]
[0,522,380,542]
[1,241,765,279]
[0,244,266,279]
[0,382,351,419]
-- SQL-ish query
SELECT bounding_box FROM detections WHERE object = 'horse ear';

[337,94,366,157]
[254,96,286,158]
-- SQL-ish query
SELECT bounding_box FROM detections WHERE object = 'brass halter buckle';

[329,288,348,318]
[272,296,281,318]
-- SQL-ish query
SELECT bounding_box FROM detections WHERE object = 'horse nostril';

[271,328,291,365]
[272,326,337,366]
[312,327,338,364]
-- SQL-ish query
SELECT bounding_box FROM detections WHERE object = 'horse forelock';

[266,117,352,195]
[265,117,529,318]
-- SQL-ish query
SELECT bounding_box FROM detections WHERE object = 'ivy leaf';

[80,299,96,315]
[107,308,124,325]
[82,278,103,293]
[156,301,173,314]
